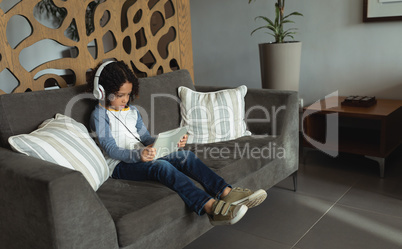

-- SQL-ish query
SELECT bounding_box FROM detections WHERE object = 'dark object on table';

[341,95,377,107]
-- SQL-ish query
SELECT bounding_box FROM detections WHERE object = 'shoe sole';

[230,189,267,208]
[210,205,248,226]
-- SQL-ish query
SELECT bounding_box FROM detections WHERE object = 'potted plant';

[248,0,303,91]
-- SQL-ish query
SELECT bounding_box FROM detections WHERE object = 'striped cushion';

[178,85,251,144]
[8,114,109,191]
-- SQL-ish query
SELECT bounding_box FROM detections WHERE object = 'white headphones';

[93,60,115,100]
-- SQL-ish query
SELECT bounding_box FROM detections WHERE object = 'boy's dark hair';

[87,60,139,106]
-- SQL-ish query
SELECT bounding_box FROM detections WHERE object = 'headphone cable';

[107,109,145,146]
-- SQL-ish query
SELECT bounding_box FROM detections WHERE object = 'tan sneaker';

[221,187,267,208]
[208,200,248,226]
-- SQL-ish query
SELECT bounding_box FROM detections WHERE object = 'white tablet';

[152,126,188,159]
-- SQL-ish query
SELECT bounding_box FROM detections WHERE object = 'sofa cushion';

[97,179,190,247]
[178,85,251,144]
[135,69,195,136]
[185,136,277,183]
[8,114,109,190]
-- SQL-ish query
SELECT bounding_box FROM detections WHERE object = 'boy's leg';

[112,160,212,215]
[113,159,249,225]
[164,151,267,209]
[162,150,231,199]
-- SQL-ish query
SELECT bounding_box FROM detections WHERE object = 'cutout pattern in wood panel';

[0,0,192,94]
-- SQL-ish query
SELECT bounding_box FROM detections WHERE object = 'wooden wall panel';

[176,0,194,81]
[0,0,194,95]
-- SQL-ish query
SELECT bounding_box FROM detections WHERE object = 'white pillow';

[178,85,251,144]
[8,114,109,191]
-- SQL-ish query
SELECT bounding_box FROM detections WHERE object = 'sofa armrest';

[245,88,300,177]
[194,85,299,177]
[0,148,118,249]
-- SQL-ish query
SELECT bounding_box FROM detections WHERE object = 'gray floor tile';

[277,152,362,202]
[295,204,402,249]
[301,149,380,177]
[183,225,291,249]
[338,175,402,218]
[231,187,333,246]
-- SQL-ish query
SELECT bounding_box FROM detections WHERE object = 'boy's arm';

[90,108,143,163]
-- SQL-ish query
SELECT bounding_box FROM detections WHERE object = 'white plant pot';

[259,41,302,91]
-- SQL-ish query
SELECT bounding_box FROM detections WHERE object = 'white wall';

[190,0,402,105]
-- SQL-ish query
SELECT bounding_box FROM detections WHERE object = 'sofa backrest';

[0,69,195,148]
[135,69,195,136]
[0,85,95,149]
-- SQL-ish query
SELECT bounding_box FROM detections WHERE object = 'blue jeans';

[112,150,230,216]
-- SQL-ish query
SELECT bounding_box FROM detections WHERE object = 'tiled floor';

[184,146,402,249]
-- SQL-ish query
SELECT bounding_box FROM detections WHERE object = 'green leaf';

[275,9,280,27]
[255,16,275,27]
[251,26,270,36]
[282,20,295,24]
[283,12,303,19]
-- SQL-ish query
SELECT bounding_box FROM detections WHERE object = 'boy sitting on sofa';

[87,60,267,225]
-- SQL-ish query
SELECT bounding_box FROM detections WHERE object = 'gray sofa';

[0,69,299,249]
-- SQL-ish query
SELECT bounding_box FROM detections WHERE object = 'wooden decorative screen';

[0,0,193,94]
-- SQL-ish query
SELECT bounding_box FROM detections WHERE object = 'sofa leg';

[292,171,298,192]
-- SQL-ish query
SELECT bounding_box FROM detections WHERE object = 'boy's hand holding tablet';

[177,134,188,148]
[140,127,189,162]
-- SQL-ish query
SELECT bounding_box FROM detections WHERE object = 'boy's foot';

[208,200,248,226]
[222,187,267,208]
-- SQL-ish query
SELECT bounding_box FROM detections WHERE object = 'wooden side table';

[302,96,402,177]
